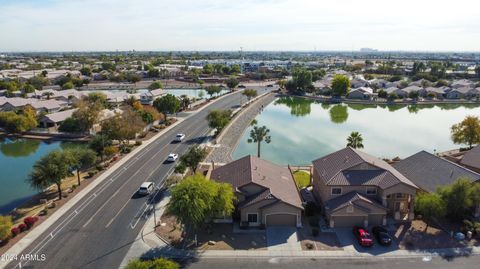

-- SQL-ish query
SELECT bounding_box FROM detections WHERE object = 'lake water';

[0,138,82,214]
[233,97,480,165]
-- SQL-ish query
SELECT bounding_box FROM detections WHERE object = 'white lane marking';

[11,93,250,268]
[105,194,133,228]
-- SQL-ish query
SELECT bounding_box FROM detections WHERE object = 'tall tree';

[206,109,232,135]
[0,215,13,244]
[247,124,271,158]
[438,177,480,221]
[148,81,163,90]
[225,76,239,91]
[166,173,235,230]
[179,145,207,173]
[292,68,313,91]
[346,131,364,149]
[242,89,257,102]
[72,100,102,133]
[451,116,480,149]
[415,192,446,230]
[65,148,97,186]
[331,74,351,97]
[205,85,222,99]
[89,134,113,161]
[153,94,180,120]
[28,150,75,200]
[101,107,145,145]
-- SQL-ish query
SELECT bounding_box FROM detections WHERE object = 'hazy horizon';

[1,0,479,52]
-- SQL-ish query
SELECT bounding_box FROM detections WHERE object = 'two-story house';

[210,155,303,228]
[311,147,418,228]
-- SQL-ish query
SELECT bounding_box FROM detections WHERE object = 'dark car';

[372,226,392,246]
[352,226,374,247]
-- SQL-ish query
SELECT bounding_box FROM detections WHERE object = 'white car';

[167,153,178,162]
[138,182,154,195]
[174,133,185,142]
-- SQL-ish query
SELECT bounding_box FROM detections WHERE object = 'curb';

[1,89,250,269]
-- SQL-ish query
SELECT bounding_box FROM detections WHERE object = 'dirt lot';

[396,220,479,250]
[156,214,266,250]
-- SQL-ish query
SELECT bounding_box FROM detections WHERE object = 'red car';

[353,226,374,247]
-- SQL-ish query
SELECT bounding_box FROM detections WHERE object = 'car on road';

[167,153,178,162]
[372,226,392,246]
[174,133,185,142]
[138,182,154,195]
[353,226,374,247]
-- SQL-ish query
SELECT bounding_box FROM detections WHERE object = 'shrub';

[308,215,320,227]
[0,216,13,242]
[135,140,142,146]
[125,258,180,269]
[306,242,315,250]
[11,227,20,237]
[96,164,105,171]
[18,224,27,232]
[24,216,39,228]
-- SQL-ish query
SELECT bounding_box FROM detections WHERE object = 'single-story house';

[210,155,304,227]
[0,98,39,111]
[140,89,166,105]
[394,150,480,193]
[402,85,425,97]
[446,87,471,99]
[460,146,480,173]
[39,108,77,128]
[31,99,68,114]
[394,150,480,217]
[347,87,373,100]
[424,86,450,98]
[312,147,418,228]
[451,79,474,89]
[385,86,407,98]
[350,78,368,88]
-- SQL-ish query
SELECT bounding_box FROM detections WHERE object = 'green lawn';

[293,170,311,189]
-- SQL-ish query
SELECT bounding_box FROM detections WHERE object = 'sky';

[0,0,479,52]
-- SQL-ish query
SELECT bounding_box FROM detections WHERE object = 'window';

[366,187,377,195]
[331,188,342,195]
[247,213,258,223]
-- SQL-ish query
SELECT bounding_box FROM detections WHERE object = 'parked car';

[138,182,154,195]
[352,226,374,247]
[174,133,185,142]
[167,153,178,162]
[372,226,392,246]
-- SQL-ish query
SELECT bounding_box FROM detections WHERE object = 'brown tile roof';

[325,191,387,214]
[210,155,303,209]
[312,147,417,189]
[460,146,480,171]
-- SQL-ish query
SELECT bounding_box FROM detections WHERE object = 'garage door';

[368,214,384,226]
[265,214,297,227]
[332,216,364,228]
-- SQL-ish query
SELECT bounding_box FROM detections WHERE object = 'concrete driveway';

[335,228,400,254]
[266,226,301,251]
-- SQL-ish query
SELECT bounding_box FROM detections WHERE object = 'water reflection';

[329,105,349,124]
[0,138,41,158]
[274,97,314,117]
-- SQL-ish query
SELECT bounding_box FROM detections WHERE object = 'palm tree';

[42,92,54,100]
[247,124,271,158]
[28,150,73,200]
[347,131,364,149]
[180,94,191,110]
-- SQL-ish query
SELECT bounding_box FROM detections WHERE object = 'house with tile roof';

[210,155,303,227]
[460,145,480,173]
[311,147,418,228]
[394,150,480,193]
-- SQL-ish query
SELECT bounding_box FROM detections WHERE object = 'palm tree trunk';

[77,169,81,186]
[257,142,261,158]
[57,183,62,200]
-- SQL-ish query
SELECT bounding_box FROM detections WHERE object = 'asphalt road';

[182,255,480,269]
[4,87,272,269]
